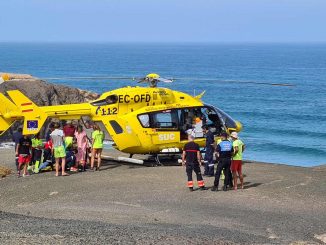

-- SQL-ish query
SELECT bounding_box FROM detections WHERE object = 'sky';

[0,0,325,43]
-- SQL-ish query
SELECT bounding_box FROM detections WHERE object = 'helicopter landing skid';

[153,154,162,167]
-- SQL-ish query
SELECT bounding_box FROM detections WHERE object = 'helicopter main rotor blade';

[171,78,294,87]
[39,76,294,87]
[41,76,139,81]
[156,77,173,83]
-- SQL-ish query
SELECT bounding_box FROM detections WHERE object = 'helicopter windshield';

[211,106,238,129]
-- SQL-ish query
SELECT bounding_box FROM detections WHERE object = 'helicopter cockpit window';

[91,95,118,106]
[138,114,150,128]
[214,108,237,129]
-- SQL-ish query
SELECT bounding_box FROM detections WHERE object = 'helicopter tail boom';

[0,90,48,135]
[0,92,20,135]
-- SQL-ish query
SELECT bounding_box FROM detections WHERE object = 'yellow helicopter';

[0,73,291,162]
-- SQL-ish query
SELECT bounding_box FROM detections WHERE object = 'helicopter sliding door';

[138,110,181,148]
[149,110,180,145]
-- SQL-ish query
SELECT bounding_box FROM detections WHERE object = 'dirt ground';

[0,148,325,244]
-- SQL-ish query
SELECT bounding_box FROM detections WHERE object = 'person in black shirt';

[212,132,233,192]
[182,134,207,191]
[16,135,32,177]
[202,126,215,176]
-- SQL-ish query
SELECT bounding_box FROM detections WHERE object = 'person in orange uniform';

[182,134,208,191]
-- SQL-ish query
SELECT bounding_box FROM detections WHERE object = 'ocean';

[0,43,325,166]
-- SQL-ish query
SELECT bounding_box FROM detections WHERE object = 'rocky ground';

[0,148,325,245]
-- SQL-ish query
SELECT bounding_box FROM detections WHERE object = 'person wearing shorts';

[230,132,245,190]
[63,120,76,149]
[90,124,104,171]
[16,135,32,177]
[50,123,69,177]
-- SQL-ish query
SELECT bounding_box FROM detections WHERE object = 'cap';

[230,132,238,139]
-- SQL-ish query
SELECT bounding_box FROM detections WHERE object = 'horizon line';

[1,41,326,45]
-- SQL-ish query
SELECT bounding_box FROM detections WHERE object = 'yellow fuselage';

[0,86,242,154]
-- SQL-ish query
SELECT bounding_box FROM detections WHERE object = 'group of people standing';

[182,127,245,192]
[13,121,105,177]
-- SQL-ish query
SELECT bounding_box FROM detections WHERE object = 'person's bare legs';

[23,163,28,176]
[233,171,238,190]
[97,149,102,170]
[61,158,69,176]
[239,169,244,189]
[90,149,96,169]
[17,161,22,176]
[55,158,60,176]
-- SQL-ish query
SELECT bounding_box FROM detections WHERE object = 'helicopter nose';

[235,121,243,132]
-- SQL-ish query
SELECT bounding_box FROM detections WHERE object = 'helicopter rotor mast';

[137,73,173,88]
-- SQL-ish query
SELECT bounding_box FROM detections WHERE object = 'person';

[31,132,43,173]
[63,120,75,149]
[230,132,245,190]
[211,132,233,192]
[65,148,78,171]
[38,139,54,172]
[202,126,215,177]
[90,124,104,171]
[182,134,207,191]
[45,123,55,142]
[74,125,88,171]
[16,134,32,177]
[12,127,23,171]
[84,121,94,166]
[50,123,69,177]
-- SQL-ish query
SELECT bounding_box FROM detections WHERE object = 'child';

[16,135,32,177]
[74,125,88,171]
[50,123,69,177]
[90,124,104,171]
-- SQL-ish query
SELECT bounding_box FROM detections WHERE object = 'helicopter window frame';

[109,120,123,134]
[151,110,176,129]
[91,95,119,106]
[137,114,150,128]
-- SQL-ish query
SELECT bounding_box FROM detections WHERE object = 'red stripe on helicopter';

[21,102,33,106]
[22,109,33,113]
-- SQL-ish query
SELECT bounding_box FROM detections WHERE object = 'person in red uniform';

[182,134,207,191]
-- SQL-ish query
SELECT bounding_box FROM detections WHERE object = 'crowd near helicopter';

[0,73,291,163]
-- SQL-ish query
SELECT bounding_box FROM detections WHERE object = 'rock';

[0,73,99,105]
[0,166,12,178]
